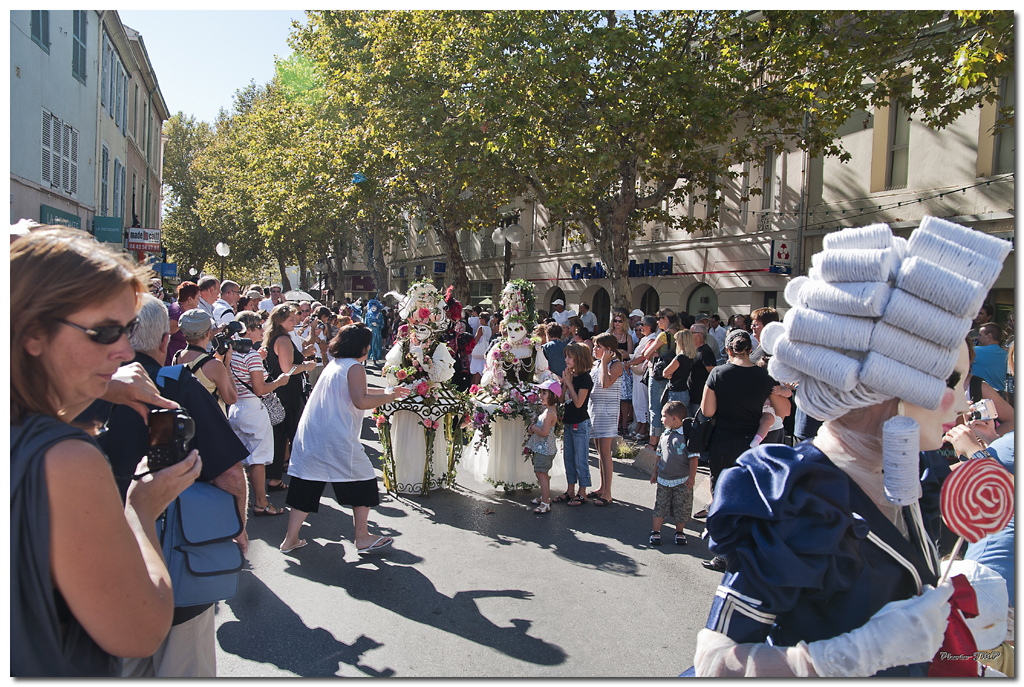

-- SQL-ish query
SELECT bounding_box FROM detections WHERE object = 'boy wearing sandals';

[649,401,695,546]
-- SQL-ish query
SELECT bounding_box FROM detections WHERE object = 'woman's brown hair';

[263,303,297,349]
[11,227,147,422]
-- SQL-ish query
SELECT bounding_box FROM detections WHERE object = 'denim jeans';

[667,389,689,408]
[648,378,669,434]
[562,419,592,488]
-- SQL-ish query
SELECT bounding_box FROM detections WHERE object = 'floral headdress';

[386,280,448,329]
[500,279,536,329]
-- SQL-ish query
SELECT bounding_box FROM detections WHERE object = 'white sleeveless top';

[288,358,376,482]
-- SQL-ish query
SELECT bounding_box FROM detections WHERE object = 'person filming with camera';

[228,311,293,515]
[173,309,238,415]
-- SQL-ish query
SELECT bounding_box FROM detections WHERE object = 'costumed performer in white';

[378,281,462,495]
[462,279,559,492]
[693,217,1012,677]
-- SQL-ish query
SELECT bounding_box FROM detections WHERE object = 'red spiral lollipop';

[940,457,1014,543]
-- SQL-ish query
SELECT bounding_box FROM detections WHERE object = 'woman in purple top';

[165,281,199,365]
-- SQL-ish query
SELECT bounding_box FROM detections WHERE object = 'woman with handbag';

[264,304,318,492]
[228,311,293,516]
[696,329,789,567]
[623,316,658,441]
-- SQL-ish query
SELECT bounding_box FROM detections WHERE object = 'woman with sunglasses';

[608,313,635,435]
[637,309,680,450]
[12,228,202,676]
[229,311,294,516]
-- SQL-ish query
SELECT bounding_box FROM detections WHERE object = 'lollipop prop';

[937,456,1014,585]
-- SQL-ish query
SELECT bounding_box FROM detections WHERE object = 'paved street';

[215,366,723,678]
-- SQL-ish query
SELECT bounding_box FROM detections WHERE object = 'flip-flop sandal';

[552,492,572,503]
[567,495,587,507]
[592,497,613,507]
[253,504,284,516]
[267,481,289,492]
[586,491,604,500]
[280,539,307,554]
[357,536,394,555]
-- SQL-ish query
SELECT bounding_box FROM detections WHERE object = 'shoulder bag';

[683,409,716,454]
[230,366,285,426]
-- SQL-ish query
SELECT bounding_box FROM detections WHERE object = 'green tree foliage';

[161,113,215,278]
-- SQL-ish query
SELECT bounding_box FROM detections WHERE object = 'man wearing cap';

[213,280,241,328]
[629,309,644,345]
[259,284,284,312]
[551,299,576,328]
[579,302,598,332]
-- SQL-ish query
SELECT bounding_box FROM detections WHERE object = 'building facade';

[10,10,169,252]
[385,82,1014,331]
[11,10,100,231]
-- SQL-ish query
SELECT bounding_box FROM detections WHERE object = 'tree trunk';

[298,253,309,291]
[364,225,390,300]
[434,221,470,304]
[608,226,632,310]
[276,251,292,291]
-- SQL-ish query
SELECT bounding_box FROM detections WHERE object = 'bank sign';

[570,257,674,280]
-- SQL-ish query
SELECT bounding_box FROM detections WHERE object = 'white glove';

[807,583,953,677]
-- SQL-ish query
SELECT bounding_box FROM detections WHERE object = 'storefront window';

[639,286,660,317]
[592,287,610,332]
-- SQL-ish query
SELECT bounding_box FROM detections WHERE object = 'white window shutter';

[108,53,116,117]
[101,146,109,214]
[115,65,122,127]
[62,124,71,193]
[69,128,78,196]
[120,165,126,218]
[41,110,51,185]
[101,36,108,106]
[113,160,120,217]
[51,116,61,188]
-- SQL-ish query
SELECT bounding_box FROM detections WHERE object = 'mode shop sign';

[570,256,674,280]
[127,227,161,252]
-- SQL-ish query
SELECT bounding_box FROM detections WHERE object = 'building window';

[145,186,151,227]
[40,110,77,197]
[469,281,493,305]
[72,11,87,83]
[108,46,118,118]
[121,74,129,136]
[113,159,122,218]
[433,275,445,291]
[30,10,49,53]
[119,165,127,219]
[761,146,775,210]
[415,219,427,247]
[132,85,138,136]
[100,145,109,215]
[132,172,138,225]
[994,77,1015,175]
[101,34,108,106]
[886,99,910,190]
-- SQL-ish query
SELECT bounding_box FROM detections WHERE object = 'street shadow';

[218,572,395,677]
[282,548,567,667]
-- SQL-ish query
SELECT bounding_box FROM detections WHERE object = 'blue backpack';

[154,365,244,607]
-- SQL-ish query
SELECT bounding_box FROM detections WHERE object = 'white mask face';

[413,323,434,341]
[507,322,527,343]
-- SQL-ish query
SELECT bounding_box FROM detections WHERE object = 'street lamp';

[215,242,230,280]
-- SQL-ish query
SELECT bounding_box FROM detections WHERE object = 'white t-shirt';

[472,324,492,358]
[212,298,236,327]
[468,316,480,336]
[552,309,576,326]
[258,297,275,312]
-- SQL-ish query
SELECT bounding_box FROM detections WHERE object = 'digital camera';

[966,398,998,423]
[211,320,245,355]
[147,408,195,471]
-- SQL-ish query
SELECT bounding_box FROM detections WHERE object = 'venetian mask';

[507,321,528,343]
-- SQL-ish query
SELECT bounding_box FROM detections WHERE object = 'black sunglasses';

[613,319,623,323]
[60,318,139,344]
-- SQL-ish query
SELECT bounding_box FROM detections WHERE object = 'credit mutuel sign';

[570,256,674,280]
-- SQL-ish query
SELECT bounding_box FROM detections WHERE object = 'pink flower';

[501,341,512,351]
[375,415,386,427]
[500,404,512,414]
[416,381,430,396]
[398,324,409,337]
[418,307,431,320]
[527,393,538,403]
[523,447,532,455]
[396,369,408,380]
[469,384,481,394]
[422,418,434,430]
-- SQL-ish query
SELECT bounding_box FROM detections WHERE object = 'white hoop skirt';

[388,410,449,494]
[460,417,564,492]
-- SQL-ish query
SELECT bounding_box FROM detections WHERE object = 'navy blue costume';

[704,442,940,677]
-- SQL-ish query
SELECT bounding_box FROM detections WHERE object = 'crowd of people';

[12,220,1015,678]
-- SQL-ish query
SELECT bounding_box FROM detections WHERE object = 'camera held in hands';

[229,338,254,354]
[147,408,195,471]
[966,398,998,423]
[211,320,245,355]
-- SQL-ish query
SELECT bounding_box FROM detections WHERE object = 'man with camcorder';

[89,294,249,677]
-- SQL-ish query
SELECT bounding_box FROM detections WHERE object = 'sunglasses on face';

[60,317,139,344]
[613,319,623,323]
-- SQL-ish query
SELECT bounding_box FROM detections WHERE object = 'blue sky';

[117,10,307,124]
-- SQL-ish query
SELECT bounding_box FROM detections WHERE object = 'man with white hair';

[212,280,241,328]
[196,276,219,317]
[93,294,249,677]
[259,284,284,312]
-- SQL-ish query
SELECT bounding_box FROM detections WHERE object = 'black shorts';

[285,475,380,513]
